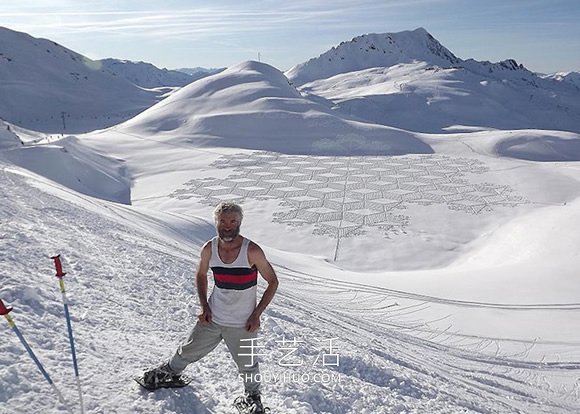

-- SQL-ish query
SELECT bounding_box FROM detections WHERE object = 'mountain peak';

[286,28,460,85]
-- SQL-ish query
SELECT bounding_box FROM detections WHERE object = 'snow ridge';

[541,71,580,89]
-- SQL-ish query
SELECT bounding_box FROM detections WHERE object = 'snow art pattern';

[169,152,527,239]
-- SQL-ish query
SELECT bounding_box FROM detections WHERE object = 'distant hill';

[541,71,580,89]
[0,26,164,133]
[176,66,225,79]
[98,58,194,88]
[286,28,580,133]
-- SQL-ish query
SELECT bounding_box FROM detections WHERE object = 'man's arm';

[246,242,279,332]
[196,241,212,325]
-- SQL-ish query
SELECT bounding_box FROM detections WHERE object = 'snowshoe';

[135,364,192,391]
[233,391,270,413]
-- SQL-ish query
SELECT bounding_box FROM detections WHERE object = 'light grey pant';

[168,320,260,394]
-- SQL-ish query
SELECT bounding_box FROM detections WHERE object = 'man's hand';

[198,305,212,325]
[245,311,261,332]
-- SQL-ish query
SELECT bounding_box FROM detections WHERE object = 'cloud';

[0,1,446,40]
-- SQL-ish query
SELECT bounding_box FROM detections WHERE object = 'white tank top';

[207,236,258,327]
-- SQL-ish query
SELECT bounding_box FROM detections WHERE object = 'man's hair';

[214,201,243,222]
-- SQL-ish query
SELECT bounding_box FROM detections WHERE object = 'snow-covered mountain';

[541,71,580,89]
[286,28,460,85]
[118,60,432,155]
[98,58,194,88]
[287,28,580,133]
[0,27,164,133]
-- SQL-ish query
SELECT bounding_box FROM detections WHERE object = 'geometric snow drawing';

[169,152,527,243]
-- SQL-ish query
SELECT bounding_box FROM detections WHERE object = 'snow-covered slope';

[0,119,23,149]
[0,27,163,133]
[1,125,579,413]
[287,28,580,133]
[99,58,194,88]
[3,135,131,204]
[117,60,432,155]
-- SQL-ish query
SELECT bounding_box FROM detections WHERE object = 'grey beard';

[218,226,240,242]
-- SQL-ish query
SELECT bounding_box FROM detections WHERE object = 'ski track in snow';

[1,164,579,414]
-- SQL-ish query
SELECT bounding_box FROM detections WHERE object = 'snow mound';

[120,60,432,155]
[495,132,580,161]
[4,136,131,203]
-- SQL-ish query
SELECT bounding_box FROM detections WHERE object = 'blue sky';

[1,0,579,73]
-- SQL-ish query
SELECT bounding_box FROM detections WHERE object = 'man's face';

[216,211,241,242]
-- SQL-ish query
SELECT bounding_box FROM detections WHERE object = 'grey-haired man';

[141,202,279,413]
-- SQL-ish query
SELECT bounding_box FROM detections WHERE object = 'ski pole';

[0,298,73,413]
[51,254,85,414]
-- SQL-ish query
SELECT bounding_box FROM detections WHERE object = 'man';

[142,201,278,413]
